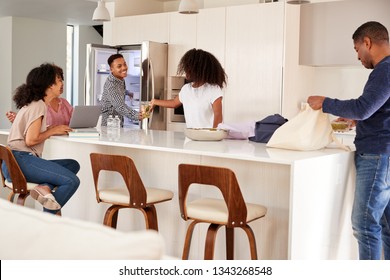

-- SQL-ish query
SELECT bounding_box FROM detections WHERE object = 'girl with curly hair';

[151,48,227,128]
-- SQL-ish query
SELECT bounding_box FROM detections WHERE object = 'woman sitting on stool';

[1,63,80,215]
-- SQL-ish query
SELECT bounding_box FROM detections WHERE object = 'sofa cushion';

[0,199,165,259]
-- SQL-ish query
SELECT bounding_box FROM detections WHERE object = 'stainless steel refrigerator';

[85,41,168,130]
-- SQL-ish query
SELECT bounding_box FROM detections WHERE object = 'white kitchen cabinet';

[167,7,225,76]
[167,12,197,76]
[196,7,226,68]
[300,0,390,66]
[167,7,226,77]
[102,21,113,46]
[110,13,169,46]
[224,2,284,123]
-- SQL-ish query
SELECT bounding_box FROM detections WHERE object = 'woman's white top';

[179,83,223,128]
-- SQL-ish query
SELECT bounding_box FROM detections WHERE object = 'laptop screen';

[69,105,101,129]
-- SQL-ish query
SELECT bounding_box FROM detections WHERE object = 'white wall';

[12,17,67,88]
[282,5,316,119]
[0,17,66,129]
[0,17,13,130]
[313,67,371,105]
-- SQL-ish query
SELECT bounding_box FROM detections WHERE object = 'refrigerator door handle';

[148,59,155,128]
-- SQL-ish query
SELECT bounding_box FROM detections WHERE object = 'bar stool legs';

[204,224,223,260]
[142,205,159,231]
[243,225,258,260]
[182,220,199,260]
[225,227,234,260]
[103,204,159,231]
[103,205,123,228]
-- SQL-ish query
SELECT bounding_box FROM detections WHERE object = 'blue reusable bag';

[248,114,288,143]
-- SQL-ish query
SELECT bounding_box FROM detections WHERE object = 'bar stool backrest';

[90,153,147,207]
[178,163,248,228]
[0,144,28,195]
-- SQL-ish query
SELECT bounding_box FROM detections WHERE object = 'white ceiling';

[0,0,174,26]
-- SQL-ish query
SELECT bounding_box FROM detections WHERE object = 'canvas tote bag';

[266,103,349,151]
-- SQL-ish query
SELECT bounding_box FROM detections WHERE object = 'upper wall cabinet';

[110,13,169,46]
[196,7,226,68]
[168,12,197,76]
[167,7,226,76]
[300,0,390,66]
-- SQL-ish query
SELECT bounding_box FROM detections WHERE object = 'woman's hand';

[48,125,73,136]
[150,96,181,110]
[148,99,159,116]
[5,111,16,123]
[150,99,156,112]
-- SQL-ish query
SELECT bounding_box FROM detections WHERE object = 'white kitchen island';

[0,128,358,260]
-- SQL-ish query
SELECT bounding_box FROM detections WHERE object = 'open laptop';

[68,105,101,129]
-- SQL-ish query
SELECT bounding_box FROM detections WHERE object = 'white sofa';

[0,199,166,259]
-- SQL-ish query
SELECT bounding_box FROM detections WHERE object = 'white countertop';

[0,128,353,165]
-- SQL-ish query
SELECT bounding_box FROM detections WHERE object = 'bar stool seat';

[4,180,38,193]
[187,198,267,224]
[99,187,174,206]
[178,163,267,260]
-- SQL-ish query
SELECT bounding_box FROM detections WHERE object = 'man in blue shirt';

[308,21,390,260]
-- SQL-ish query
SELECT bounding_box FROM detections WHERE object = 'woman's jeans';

[353,153,390,260]
[1,150,80,214]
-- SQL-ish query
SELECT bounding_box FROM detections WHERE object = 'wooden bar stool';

[0,144,36,205]
[0,144,62,216]
[90,153,174,231]
[178,163,267,260]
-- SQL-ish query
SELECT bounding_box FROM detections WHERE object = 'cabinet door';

[103,22,113,46]
[196,7,226,67]
[168,12,197,76]
[300,0,390,66]
[224,2,284,123]
[111,13,169,46]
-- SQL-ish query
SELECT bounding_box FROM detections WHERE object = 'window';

[66,25,74,105]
